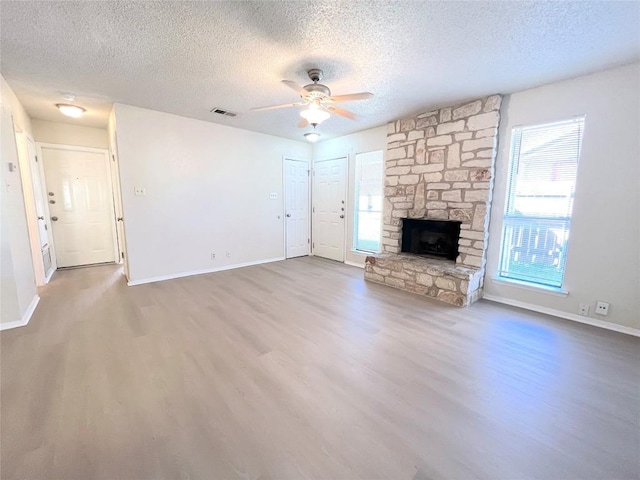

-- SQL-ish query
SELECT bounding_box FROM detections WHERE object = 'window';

[498,117,585,288]
[354,150,384,252]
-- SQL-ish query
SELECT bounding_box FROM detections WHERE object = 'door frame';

[109,142,127,269]
[282,156,311,258]
[37,142,119,269]
[12,127,53,285]
[311,156,348,261]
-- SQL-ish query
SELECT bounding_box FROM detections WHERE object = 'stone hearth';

[365,254,483,307]
[365,95,502,306]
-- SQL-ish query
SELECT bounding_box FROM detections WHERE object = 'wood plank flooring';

[1,257,638,479]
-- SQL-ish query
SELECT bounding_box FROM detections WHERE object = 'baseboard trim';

[1,295,40,331]
[127,257,286,286]
[482,294,640,337]
[344,260,364,269]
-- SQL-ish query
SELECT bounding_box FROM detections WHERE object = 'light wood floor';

[1,257,638,480]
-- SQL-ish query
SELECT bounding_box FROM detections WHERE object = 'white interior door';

[27,138,54,278]
[313,157,347,262]
[42,145,117,268]
[284,158,310,258]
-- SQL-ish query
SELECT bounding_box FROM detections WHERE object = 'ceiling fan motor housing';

[303,83,331,98]
[307,68,323,82]
[303,68,331,98]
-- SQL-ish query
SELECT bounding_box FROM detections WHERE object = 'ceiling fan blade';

[325,104,357,120]
[282,80,308,97]
[298,118,309,128]
[328,92,374,103]
[251,101,305,112]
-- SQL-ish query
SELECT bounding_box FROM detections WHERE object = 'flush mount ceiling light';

[304,132,321,142]
[56,103,86,118]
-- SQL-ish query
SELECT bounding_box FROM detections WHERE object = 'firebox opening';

[401,219,462,261]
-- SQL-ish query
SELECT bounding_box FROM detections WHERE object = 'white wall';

[113,103,312,284]
[485,63,640,332]
[313,126,387,266]
[0,76,38,328]
[31,119,108,149]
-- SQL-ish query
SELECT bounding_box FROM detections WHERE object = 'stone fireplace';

[365,95,502,306]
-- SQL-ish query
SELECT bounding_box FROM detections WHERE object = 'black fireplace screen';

[401,218,461,261]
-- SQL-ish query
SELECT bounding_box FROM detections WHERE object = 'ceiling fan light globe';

[300,108,330,125]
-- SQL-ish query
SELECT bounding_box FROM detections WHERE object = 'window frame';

[353,150,384,254]
[497,116,585,290]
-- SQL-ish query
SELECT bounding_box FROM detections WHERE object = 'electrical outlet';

[211,253,216,259]
[595,301,610,316]
[226,251,231,258]
[134,186,146,196]
[578,303,589,316]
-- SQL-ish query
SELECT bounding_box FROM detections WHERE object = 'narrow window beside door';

[354,150,383,253]
[498,116,585,288]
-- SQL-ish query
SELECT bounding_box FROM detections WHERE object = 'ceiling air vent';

[210,107,237,117]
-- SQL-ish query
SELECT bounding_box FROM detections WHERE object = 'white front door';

[313,157,347,262]
[42,145,117,268]
[284,158,310,258]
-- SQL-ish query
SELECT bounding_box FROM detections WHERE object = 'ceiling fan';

[252,69,374,128]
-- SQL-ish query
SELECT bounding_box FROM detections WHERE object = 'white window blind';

[498,117,585,288]
[354,150,383,253]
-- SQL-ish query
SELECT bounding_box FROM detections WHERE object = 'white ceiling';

[1,1,638,142]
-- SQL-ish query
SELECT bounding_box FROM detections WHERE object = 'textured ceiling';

[1,1,639,141]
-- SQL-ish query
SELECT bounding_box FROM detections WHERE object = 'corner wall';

[0,76,38,329]
[113,103,312,284]
[485,63,640,332]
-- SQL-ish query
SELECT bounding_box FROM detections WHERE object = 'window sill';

[490,276,569,297]
[352,249,379,255]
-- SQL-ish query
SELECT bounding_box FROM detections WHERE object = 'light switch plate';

[134,187,146,196]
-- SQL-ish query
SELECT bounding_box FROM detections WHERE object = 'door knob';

[48,192,55,196]
[286,214,291,217]
[51,216,58,222]
[340,215,345,219]
[37,216,44,220]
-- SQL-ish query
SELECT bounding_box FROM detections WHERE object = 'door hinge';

[112,155,116,162]
[312,242,315,249]
[121,252,125,259]
[312,206,315,213]
[308,238,310,244]
[35,155,38,162]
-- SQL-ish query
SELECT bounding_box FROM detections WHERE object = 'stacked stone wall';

[382,95,501,268]
[366,95,502,307]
